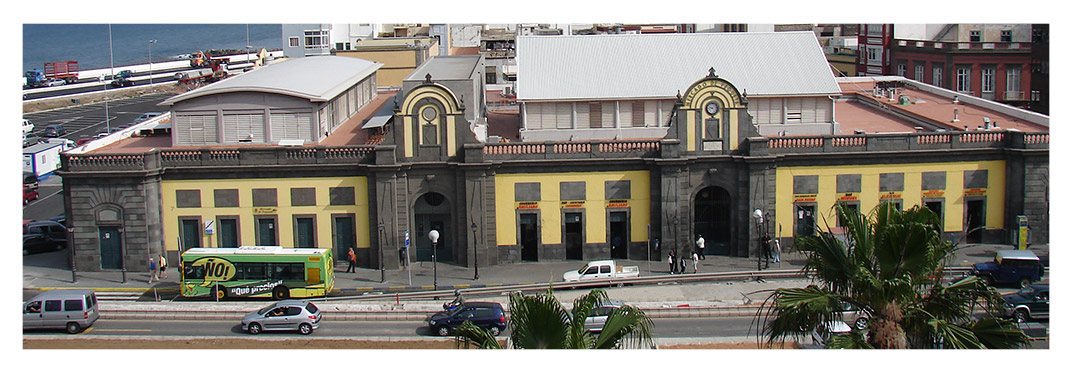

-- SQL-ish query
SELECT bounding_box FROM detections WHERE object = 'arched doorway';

[694,186,731,255]
[414,192,452,262]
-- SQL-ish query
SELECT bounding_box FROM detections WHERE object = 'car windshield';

[1017,287,1038,297]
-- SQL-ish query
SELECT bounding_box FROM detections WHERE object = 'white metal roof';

[182,246,329,256]
[161,56,382,105]
[516,32,841,101]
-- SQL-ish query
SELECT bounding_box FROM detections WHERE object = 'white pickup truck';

[563,260,640,282]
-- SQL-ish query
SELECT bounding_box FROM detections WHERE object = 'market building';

[59,32,1048,274]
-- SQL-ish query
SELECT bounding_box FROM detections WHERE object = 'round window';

[421,106,437,121]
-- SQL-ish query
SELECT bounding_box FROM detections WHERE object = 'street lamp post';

[377,222,385,283]
[471,222,479,281]
[429,230,440,292]
[148,39,156,86]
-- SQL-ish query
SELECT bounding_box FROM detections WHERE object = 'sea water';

[22,24,282,72]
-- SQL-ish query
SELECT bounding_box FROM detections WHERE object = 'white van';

[23,289,100,334]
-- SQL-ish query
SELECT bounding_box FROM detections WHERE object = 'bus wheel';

[214,285,227,300]
[272,286,289,300]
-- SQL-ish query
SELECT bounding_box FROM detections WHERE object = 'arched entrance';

[414,192,452,262]
[694,186,731,255]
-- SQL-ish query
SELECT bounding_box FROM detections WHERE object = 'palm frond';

[593,305,654,349]
[966,318,1030,349]
[507,290,570,349]
[454,320,502,349]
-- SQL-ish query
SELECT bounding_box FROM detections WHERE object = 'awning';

[362,114,392,130]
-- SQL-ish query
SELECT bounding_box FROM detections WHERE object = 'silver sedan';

[241,300,322,335]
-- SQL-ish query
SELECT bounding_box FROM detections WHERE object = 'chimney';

[953,95,959,105]
[952,108,960,122]
[983,116,991,129]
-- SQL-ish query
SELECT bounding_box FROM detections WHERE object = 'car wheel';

[1014,309,1029,323]
[213,285,227,300]
[272,286,289,300]
[23,248,29,256]
[66,322,81,334]
[437,326,450,336]
[247,322,262,335]
[855,317,869,330]
[298,323,313,335]
[1018,277,1032,289]
[489,326,502,336]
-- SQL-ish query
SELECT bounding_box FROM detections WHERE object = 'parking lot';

[23,92,175,144]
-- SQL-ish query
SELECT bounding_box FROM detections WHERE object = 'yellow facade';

[494,171,651,246]
[161,177,370,253]
[774,160,1007,236]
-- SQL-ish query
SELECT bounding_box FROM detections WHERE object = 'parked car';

[23,119,34,134]
[427,301,507,336]
[24,220,68,242]
[23,134,45,147]
[49,214,67,227]
[23,289,100,334]
[241,300,322,335]
[23,234,65,255]
[23,171,39,190]
[838,302,870,330]
[811,320,852,348]
[42,124,66,137]
[24,187,39,205]
[1001,284,1049,323]
[563,260,640,282]
[44,79,66,87]
[584,300,625,333]
[972,250,1045,288]
[133,112,162,123]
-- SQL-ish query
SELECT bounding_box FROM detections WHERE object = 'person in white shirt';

[692,250,699,273]
[695,235,706,260]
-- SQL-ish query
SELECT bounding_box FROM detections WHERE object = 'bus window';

[183,262,205,279]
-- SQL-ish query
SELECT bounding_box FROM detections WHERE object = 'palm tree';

[757,203,1028,349]
[454,288,655,349]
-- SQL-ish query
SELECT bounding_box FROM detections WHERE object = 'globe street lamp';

[429,229,440,291]
[471,222,479,281]
[753,209,765,271]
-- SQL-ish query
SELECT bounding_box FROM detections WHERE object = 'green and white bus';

[180,246,335,300]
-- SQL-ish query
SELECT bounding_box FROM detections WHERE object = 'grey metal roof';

[516,32,841,101]
[405,55,482,82]
[161,56,382,105]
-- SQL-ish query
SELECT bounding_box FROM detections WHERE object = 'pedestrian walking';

[668,248,677,274]
[148,256,158,284]
[346,248,357,273]
[679,253,687,275]
[771,236,781,263]
[692,250,699,273]
[761,233,772,269]
[695,235,706,260]
[159,254,168,280]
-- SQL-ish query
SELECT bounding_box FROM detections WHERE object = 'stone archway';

[413,192,452,262]
[694,186,731,255]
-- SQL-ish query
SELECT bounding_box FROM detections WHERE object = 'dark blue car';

[972,250,1044,288]
[427,301,506,336]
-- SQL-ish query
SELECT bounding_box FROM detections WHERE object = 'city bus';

[180,246,335,300]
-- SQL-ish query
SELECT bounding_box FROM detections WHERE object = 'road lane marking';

[90,329,154,332]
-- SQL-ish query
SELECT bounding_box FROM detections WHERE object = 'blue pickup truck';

[972,250,1045,288]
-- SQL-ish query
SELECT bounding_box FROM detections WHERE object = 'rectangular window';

[970,30,981,42]
[982,67,995,93]
[1001,30,1012,42]
[304,30,329,49]
[933,66,944,87]
[866,46,882,65]
[329,187,355,206]
[589,103,602,128]
[915,65,925,81]
[632,102,645,127]
[45,300,61,312]
[63,299,83,312]
[289,37,300,47]
[896,63,906,77]
[252,188,278,207]
[1006,67,1022,92]
[956,67,971,93]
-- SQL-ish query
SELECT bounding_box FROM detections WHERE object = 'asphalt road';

[24,92,175,142]
[23,317,760,340]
